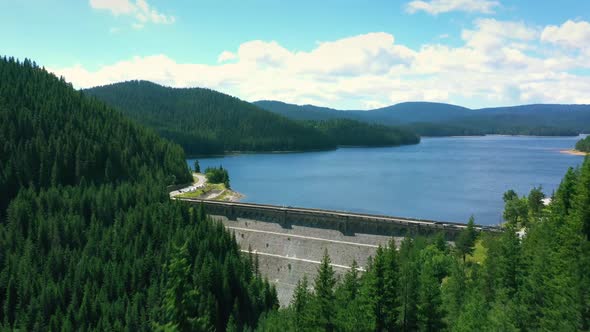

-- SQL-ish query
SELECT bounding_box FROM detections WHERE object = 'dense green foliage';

[85,81,419,155]
[257,156,590,331]
[576,136,590,152]
[85,81,336,155]
[205,166,230,188]
[305,119,420,146]
[255,100,590,137]
[0,57,191,215]
[0,57,277,331]
[1,186,277,331]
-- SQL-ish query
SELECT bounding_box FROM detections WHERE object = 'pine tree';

[455,216,478,262]
[291,275,311,331]
[160,243,209,332]
[528,186,545,219]
[397,238,419,332]
[312,249,337,331]
[417,249,445,332]
[341,260,360,301]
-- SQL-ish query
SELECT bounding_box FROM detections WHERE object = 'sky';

[1,0,590,109]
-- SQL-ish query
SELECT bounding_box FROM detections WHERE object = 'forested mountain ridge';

[255,100,590,136]
[0,57,278,330]
[253,100,346,121]
[85,81,335,155]
[86,81,419,155]
[305,119,419,147]
[0,57,191,214]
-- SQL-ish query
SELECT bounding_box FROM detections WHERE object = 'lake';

[188,136,586,225]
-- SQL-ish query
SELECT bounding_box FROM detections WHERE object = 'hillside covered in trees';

[85,81,419,155]
[0,57,277,331]
[257,156,590,331]
[0,60,191,215]
[255,100,590,137]
[576,136,590,153]
[305,119,419,147]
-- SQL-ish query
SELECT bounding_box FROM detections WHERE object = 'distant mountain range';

[84,79,590,155]
[254,101,590,136]
[85,81,419,155]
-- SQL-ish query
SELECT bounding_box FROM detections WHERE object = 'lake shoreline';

[191,135,584,225]
[560,149,588,156]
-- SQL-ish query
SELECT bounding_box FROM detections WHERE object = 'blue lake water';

[188,136,586,225]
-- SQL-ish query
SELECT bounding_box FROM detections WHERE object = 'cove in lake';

[188,136,585,225]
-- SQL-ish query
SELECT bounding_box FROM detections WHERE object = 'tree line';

[576,136,590,153]
[305,119,419,147]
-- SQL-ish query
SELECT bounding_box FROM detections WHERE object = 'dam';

[178,198,499,305]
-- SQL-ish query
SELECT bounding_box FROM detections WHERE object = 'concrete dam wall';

[180,199,498,305]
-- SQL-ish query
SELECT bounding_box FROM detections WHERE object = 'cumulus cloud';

[406,0,500,15]
[89,0,174,27]
[50,22,590,109]
[541,20,590,49]
[461,19,538,52]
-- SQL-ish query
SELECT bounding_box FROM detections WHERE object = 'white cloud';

[89,0,174,26]
[90,0,135,15]
[461,19,538,52]
[51,21,590,109]
[217,51,237,63]
[406,0,500,15]
[541,20,590,49]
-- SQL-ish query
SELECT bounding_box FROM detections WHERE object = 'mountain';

[0,57,277,330]
[253,101,472,124]
[255,100,590,136]
[86,81,419,154]
[254,100,346,121]
[477,104,590,113]
[254,101,472,123]
[86,81,338,155]
[352,102,473,124]
[0,58,192,213]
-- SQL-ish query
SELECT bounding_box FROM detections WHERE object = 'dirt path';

[194,173,206,187]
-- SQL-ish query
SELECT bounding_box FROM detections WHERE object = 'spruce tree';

[455,216,478,262]
[291,275,311,331]
[313,249,337,331]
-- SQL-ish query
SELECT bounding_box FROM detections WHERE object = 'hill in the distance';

[86,81,419,155]
[254,100,590,136]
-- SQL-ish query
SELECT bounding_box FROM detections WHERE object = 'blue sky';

[2,0,590,109]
